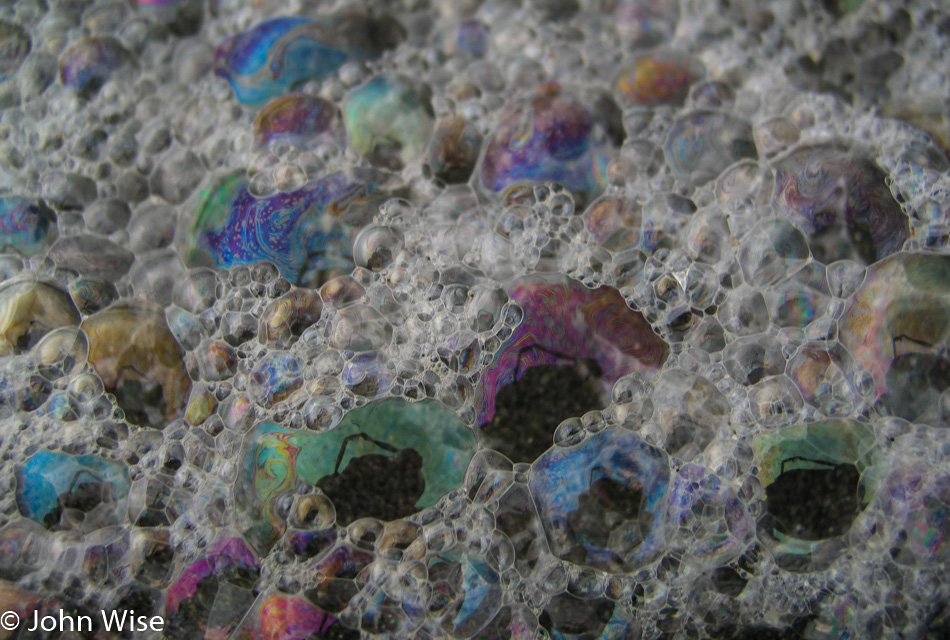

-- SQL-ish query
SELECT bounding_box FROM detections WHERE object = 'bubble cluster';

[0,0,949,638]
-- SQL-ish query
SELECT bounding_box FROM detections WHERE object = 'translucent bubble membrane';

[1,0,950,638]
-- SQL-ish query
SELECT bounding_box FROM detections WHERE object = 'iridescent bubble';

[0,21,30,82]
[59,37,130,96]
[188,170,394,283]
[684,211,731,264]
[429,117,482,183]
[253,93,343,150]
[172,268,217,313]
[184,388,217,427]
[0,197,56,255]
[664,111,757,187]
[614,50,703,107]
[319,275,365,308]
[356,575,427,635]
[764,261,831,328]
[15,451,130,532]
[166,537,260,639]
[612,0,680,47]
[666,464,752,567]
[249,352,303,407]
[477,275,667,462]
[839,253,950,421]
[239,398,476,544]
[250,595,354,640]
[772,144,909,264]
[34,326,88,380]
[583,194,641,251]
[67,277,117,316]
[754,420,881,572]
[81,301,192,429]
[344,75,435,170]
[787,343,857,416]
[428,550,502,637]
[328,305,393,352]
[479,82,615,204]
[0,278,80,355]
[529,428,670,572]
[305,543,373,614]
[214,14,403,105]
[259,288,323,349]
[194,339,237,381]
[880,464,950,565]
[753,117,801,157]
[352,224,403,271]
[451,20,488,57]
[342,352,391,397]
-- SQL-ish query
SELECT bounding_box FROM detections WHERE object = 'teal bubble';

[214,14,404,106]
[15,451,130,531]
[240,398,476,546]
[344,75,435,170]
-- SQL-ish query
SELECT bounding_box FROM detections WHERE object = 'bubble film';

[58,37,130,96]
[614,50,704,108]
[480,82,615,202]
[187,170,392,282]
[344,75,434,171]
[840,253,950,420]
[530,428,670,572]
[15,450,130,531]
[81,301,192,428]
[0,21,30,83]
[240,398,475,543]
[476,275,666,462]
[214,14,402,106]
[253,93,343,150]
[772,144,909,264]
[1,0,950,637]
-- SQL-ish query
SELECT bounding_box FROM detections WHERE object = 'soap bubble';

[479,82,616,204]
[839,253,950,421]
[2,0,949,637]
[214,14,404,106]
[530,428,670,572]
[81,301,192,429]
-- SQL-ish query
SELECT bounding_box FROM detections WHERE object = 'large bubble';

[214,14,404,105]
[15,451,130,532]
[240,398,476,546]
[477,275,667,463]
[753,420,882,572]
[839,253,950,421]
[479,82,617,204]
[772,144,909,264]
[344,75,435,171]
[81,301,192,429]
[187,170,395,283]
[529,428,670,572]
